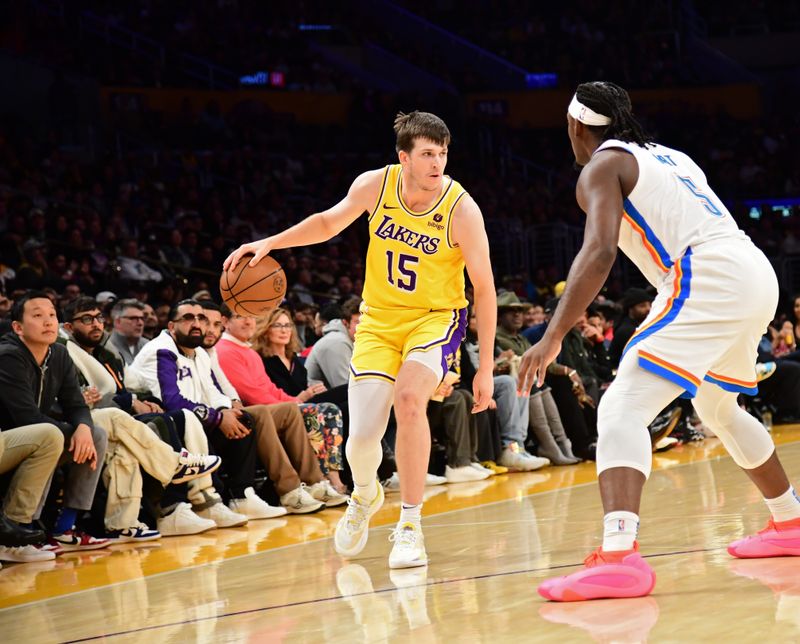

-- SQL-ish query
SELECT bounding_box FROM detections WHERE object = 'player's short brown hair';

[394,111,451,153]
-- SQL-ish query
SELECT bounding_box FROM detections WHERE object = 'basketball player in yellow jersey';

[225,112,496,569]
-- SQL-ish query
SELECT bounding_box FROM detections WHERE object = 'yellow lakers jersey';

[361,164,469,310]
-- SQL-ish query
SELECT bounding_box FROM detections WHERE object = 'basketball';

[219,254,287,316]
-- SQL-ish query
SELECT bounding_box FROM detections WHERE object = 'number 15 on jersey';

[386,250,418,292]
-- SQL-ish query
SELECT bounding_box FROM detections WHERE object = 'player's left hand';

[518,336,562,395]
[471,368,494,414]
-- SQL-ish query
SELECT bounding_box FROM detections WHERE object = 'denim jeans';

[493,374,529,448]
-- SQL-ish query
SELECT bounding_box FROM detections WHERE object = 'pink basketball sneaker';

[727,517,800,558]
[538,543,656,602]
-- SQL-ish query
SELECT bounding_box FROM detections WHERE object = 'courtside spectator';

[215,310,347,508]
[109,299,149,365]
[306,298,361,389]
[0,292,110,551]
[130,299,259,527]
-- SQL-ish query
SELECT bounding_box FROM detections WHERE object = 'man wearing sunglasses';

[61,297,223,540]
[109,299,150,365]
[131,300,276,527]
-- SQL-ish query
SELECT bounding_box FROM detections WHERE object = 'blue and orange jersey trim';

[638,350,702,397]
[622,198,673,274]
[704,371,758,396]
[623,248,693,358]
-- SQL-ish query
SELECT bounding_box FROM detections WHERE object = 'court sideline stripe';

[62,546,722,642]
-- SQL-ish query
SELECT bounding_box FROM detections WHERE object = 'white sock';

[765,486,800,523]
[354,479,378,503]
[399,503,422,529]
[602,511,639,551]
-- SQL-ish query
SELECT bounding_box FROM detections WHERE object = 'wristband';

[568,369,577,377]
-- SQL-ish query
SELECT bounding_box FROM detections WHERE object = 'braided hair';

[575,81,653,148]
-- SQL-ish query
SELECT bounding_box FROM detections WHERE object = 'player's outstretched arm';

[517,153,624,393]
[452,194,496,413]
[224,169,384,270]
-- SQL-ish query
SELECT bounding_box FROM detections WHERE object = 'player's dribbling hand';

[224,238,274,271]
[517,337,562,395]
[471,368,494,414]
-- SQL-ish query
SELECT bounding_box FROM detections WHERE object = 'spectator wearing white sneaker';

[213,309,346,513]
[203,300,336,513]
[61,298,223,542]
[59,297,223,535]
[428,373,492,483]
[0,423,64,565]
[130,300,266,528]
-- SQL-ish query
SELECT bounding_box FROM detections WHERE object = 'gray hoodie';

[305,319,353,389]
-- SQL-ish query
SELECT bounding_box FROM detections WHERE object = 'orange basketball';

[219,254,287,316]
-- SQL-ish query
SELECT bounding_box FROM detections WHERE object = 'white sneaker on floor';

[157,503,216,536]
[470,462,495,477]
[307,480,349,507]
[445,464,490,483]
[383,472,448,491]
[334,480,384,557]
[498,444,550,471]
[195,502,248,528]
[280,484,325,514]
[229,487,288,519]
[0,544,55,562]
[425,473,447,486]
[389,522,427,569]
[381,472,400,492]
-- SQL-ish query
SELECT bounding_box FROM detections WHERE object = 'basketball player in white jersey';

[519,81,800,601]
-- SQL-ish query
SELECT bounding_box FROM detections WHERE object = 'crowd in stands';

[10,1,800,96]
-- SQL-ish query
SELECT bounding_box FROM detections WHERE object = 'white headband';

[568,94,612,126]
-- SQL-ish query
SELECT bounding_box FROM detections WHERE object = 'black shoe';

[0,513,46,547]
[672,417,706,444]
[649,407,682,447]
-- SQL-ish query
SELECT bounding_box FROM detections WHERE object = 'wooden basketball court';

[2,426,799,642]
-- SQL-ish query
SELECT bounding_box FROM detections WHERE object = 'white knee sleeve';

[346,377,395,486]
[692,383,774,469]
[596,351,685,479]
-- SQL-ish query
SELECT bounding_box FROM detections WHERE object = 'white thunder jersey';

[597,139,745,286]
[597,139,779,397]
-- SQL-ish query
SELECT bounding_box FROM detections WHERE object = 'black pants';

[545,373,597,459]
[207,424,258,501]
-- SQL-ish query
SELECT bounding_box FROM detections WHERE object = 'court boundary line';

[61,546,722,643]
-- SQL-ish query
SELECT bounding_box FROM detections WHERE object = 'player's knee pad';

[693,389,774,469]
[595,386,655,479]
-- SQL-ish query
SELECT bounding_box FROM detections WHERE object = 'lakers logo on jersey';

[374,214,440,255]
[362,164,469,310]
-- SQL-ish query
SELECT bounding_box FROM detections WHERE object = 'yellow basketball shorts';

[350,305,467,383]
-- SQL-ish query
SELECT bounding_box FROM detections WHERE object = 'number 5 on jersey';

[386,250,418,292]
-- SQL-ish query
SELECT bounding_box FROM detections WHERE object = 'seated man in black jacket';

[0,291,109,552]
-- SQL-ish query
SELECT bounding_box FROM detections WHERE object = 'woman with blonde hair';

[251,307,348,493]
